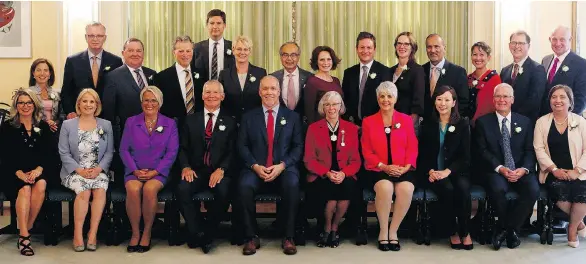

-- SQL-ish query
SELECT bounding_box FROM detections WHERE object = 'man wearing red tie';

[236,76,304,255]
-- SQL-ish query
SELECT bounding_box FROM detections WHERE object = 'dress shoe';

[388,239,401,251]
[127,245,139,253]
[568,240,580,248]
[491,229,507,250]
[450,241,462,250]
[86,243,97,251]
[282,238,297,255]
[316,232,329,248]
[329,231,340,248]
[577,225,586,238]
[378,240,390,251]
[461,243,474,250]
[137,240,151,253]
[506,230,521,249]
[242,239,258,255]
[200,235,213,254]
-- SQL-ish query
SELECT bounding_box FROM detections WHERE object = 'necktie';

[512,63,519,81]
[91,56,99,88]
[501,118,516,170]
[358,65,369,118]
[548,57,559,84]
[203,113,214,167]
[185,69,194,114]
[134,68,146,90]
[266,109,275,167]
[287,73,296,110]
[211,42,219,80]
[430,66,439,95]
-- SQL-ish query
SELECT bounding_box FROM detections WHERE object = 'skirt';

[63,172,109,194]
[547,174,586,204]
[370,170,416,189]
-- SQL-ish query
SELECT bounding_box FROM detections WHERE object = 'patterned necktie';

[134,68,146,89]
[512,63,519,81]
[91,56,99,88]
[203,113,214,167]
[501,117,516,170]
[358,65,369,118]
[548,57,559,84]
[266,109,275,167]
[185,69,194,114]
[430,66,439,95]
[287,73,296,110]
[211,42,219,80]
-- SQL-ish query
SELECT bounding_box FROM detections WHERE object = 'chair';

[44,185,77,246]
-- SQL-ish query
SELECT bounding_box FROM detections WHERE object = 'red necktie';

[512,64,519,81]
[548,58,559,83]
[266,109,274,167]
[203,113,214,167]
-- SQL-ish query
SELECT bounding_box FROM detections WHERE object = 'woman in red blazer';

[467,41,501,124]
[361,81,418,251]
[304,91,360,248]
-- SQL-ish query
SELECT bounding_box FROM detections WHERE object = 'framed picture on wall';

[0,1,31,58]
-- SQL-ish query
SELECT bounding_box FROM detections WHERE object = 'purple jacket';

[119,112,179,178]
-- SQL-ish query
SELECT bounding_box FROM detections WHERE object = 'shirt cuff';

[495,165,503,173]
[521,167,530,174]
[377,162,384,169]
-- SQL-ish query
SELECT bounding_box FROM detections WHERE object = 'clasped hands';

[253,163,285,182]
[16,167,43,184]
[380,164,409,177]
[132,169,159,181]
[551,167,581,181]
[498,167,527,182]
[326,170,346,184]
[428,169,451,182]
[75,167,103,179]
[181,167,224,188]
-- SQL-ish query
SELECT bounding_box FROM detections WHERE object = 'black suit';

[541,51,586,115]
[176,109,237,238]
[61,50,123,114]
[418,118,471,236]
[500,57,547,121]
[191,39,235,81]
[270,67,313,120]
[342,60,391,125]
[389,60,426,116]
[422,60,469,119]
[475,112,539,231]
[218,63,267,123]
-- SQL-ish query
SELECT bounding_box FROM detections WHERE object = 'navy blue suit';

[500,57,547,122]
[541,51,586,115]
[237,105,303,238]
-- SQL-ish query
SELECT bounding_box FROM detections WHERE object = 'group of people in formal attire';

[2,8,586,257]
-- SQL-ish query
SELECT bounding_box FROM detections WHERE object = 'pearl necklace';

[553,116,568,126]
[146,119,157,132]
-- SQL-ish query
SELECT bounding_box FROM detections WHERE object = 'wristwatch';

[576,167,584,174]
[552,167,559,172]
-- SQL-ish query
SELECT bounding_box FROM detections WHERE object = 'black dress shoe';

[377,240,390,251]
[137,242,151,253]
[126,245,139,253]
[492,229,507,250]
[317,232,329,248]
[461,243,474,250]
[329,231,340,248]
[388,239,401,251]
[450,241,462,250]
[507,230,521,249]
[200,235,213,254]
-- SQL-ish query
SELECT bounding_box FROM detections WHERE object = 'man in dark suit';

[541,26,586,115]
[153,36,206,128]
[270,42,313,121]
[422,34,469,119]
[237,76,303,255]
[61,22,123,119]
[176,80,236,253]
[342,32,391,125]
[191,9,235,81]
[500,30,547,122]
[475,83,539,250]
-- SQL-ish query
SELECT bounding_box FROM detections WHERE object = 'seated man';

[176,80,237,253]
[475,83,539,250]
[237,76,303,255]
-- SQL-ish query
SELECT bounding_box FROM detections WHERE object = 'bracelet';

[552,167,559,172]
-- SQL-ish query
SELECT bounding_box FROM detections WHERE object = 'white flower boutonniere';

[104,66,111,71]
[33,127,41,134]
[97,126,105,139]
[562,65,569,72]
[570,120,579,130]
[448,125,455,132]
[441,68,446,75]
[49,93,56,100]
[155,126,164,133]
[194,72,200,79]
[280,117,287,125]
[518,67,524,75]
[227,49,232,55]
[472,80,478,87]
[369,73,377,79]
[401,65,409,71]
[249,75,256,82]
[148,75,153,81]
[219,124,226,131]
[394,123,401,129]
[513,123,522,133]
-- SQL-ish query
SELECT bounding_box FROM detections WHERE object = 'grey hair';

[279,41,301,54]
[376,81,398,98]
[140,86,164,107]
[172,35,193,50]
[317,91,346,117]
[9,88,43,128]
[203,80,225,94]
[85,22,106,33]
[552,25,572,38]
[493,83,514,97]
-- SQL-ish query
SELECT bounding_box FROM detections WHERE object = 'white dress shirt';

[204,107,221,130]
[282,67,300,105]
[208,37,225,79]
[88,50,103,70]
[512,56,528,78]
[359,60,375,85]
[548,49,571,74]
[175,62,192,104]
[429,58,446,77]
[262,104,280,131]
[126,65,148,88]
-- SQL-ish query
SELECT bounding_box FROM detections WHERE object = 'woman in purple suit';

[119,86,179,253]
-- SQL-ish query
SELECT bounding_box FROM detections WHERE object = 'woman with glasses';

[467,42,502,123]
[304,46,344,124]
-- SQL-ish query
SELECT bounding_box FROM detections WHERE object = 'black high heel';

[378,240,390,251]
[317,232,329,248]
[17,235,35,256]
[388,239,401,251]
[138,240,151,253]
[329,231,340,248]
[127,235,141,253]
[450,241,462,250]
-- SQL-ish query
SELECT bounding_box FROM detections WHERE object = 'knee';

[395,182,415,198]
[281,173,300,191]
[125,182,143,196]
[92,189,106,200]
[176,181,192,198]
[34,180,47,193]
[76,191,91,203]
[18,186,32,198]
[142,186,160,200]
[374,180,393,195]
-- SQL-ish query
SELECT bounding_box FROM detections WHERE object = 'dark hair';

[123,37,144,50]
[356,32,376,49]
[470,41,492,56]
[549,84,574,111]
[431,85,460,124]
[29,58,55,87]
[509,30,531,44]
[207,9,226,24]
[394,31,418,62]
[309,46,341,71]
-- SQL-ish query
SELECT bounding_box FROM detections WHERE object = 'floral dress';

[62,128,109,194]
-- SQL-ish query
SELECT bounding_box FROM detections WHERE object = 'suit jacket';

[500,57,547,121]
[422,60,469,119]
[30,85,63,123]
[541,51,586,114]
[58,117,114,181]
[270,67,313,119]
[342,60,392,124]
[218,63,267,123]
[534,112,586,183]
[389,60,426,116]
[304,119,360,182]
[119,113,179,178]
[191,39,235,81]
[474,112,535,174]
[61,50,123,114]
[102,65,157,148]
[178,109,238,175]
[361,111,418,171]
[238,105,304,175]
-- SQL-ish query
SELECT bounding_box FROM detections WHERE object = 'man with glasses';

[500,30,546,122]
[61,22,123,119]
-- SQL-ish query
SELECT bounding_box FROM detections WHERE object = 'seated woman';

[534,84,586,248]
[28,58,61,132]
[304,46,344,124]
[304,91,360,248]
[59,88,114,252]
[119,86,179,253]
[0,88,58,256]
[361,81,418,251]
[418,85,472,250]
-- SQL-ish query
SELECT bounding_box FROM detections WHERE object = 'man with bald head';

[541,26,586,115]
[236,76,303,255]
[422,34,469,119]
[475,83,539,250]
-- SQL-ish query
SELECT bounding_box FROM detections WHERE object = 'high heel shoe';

[568,240,580,248]
[317,232,329,248]
[138,240,151,253]
[377,240,390,251]
[329,231,340,248]
[388,239,401,251]
[450,241,462,250]
[17,235,35,256]
[578,226,586,238]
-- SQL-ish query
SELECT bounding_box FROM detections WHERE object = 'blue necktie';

[501,118,516,170]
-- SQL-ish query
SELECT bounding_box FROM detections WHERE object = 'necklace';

[553,116,568,126]
[327,120,339,141]
[145,119,157,132]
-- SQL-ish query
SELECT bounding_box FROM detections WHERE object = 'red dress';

[467,69,501,123]
[303,75,343,124]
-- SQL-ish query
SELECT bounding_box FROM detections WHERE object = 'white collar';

[204,107,220,117]
[360,60,375,70]
[263,104,280,113]
[88,49,103,59]
[496,111,512,123]
[431,58,446,69]
[284,67,299,77]
[555,49,571,62]
[175,62,191,72]
[126,64,142,72]
[209,37,224,44]
[514,56,528,67]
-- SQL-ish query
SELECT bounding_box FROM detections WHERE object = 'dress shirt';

[203,107,221,130]
[126,65,148,88]
[512,56,528,78]
[175,62,191,104]
[494,111,529,173]
[548,49,571,74]
[429,58,446,77]
[208,37,225,79]
[88,50,103,69]
[282,67,300,105]
[262,104,280,131]
[359,60,375,85]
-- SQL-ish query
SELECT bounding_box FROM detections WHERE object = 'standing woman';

[0,88,58,256]
[417,85,472,250]
[29,58,61,132]
[59,89,114,252]
[467,42,501,123]
[304,46,344,124]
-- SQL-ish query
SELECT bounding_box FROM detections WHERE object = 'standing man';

[342,32,391,125]
[422,34,468,119]
[541,26,586,115]
[61,22,123,119]
[500,30,547,122]
[191,9,235,81]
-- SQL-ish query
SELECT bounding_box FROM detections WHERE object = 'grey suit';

[58,117,114,182]
[270,67,313,119]
[29,85,63,123]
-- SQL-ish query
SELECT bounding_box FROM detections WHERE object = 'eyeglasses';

[493,95,514,100]
[396,42,411,47]
[142,99,159,104]
[280,53,300,59]
[509,41,527,46]
[324,103,341,108]
[17,101,34,106]
[86,34,106,40]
